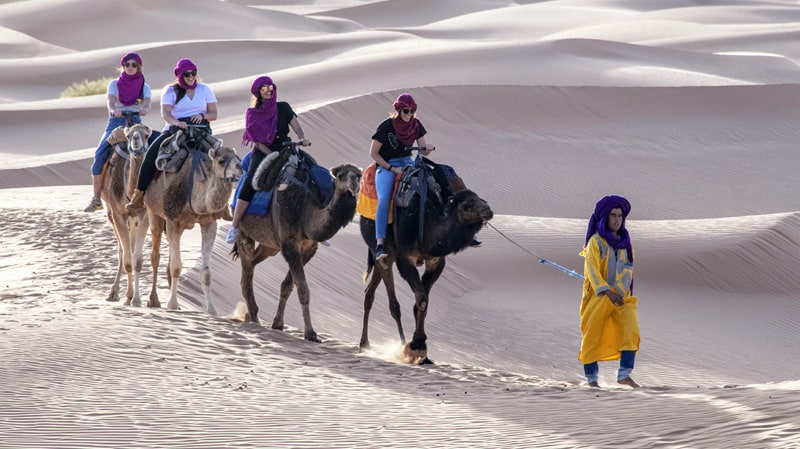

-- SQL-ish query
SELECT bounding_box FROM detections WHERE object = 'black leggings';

[237,149,269,202]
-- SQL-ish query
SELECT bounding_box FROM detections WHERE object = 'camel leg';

[106,212,126,303]
[113,211,137,305]
[396,256,441,364]
[165,222,183,311]
[147,215,165,308]
[272,270,293,331]
[129,213,148,307]
[380,260,406,344]
[237,237,260,323]
[359,254,382,351]
[198,220,218,316]
[280,242,319,342]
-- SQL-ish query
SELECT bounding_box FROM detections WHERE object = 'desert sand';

[1,1,799,448]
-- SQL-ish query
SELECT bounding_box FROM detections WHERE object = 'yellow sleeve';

[584,236,610,295]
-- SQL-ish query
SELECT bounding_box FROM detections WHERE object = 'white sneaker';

[83,197,102,212]
[320,240,331,247]
[226,226,239,244]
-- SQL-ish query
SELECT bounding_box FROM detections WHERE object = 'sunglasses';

[402,108,416,114]
[260,84,274,92]
[182,70,197,78]
[124,62,139,68]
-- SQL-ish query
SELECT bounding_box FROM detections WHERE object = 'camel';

[100,123,153,306]
[358,165,493,364]
[142,133,243,315]
[231,145,361,342]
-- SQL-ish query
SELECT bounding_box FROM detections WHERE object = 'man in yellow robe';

[579,195,640,388]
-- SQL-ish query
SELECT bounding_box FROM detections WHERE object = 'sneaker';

[83,197,102,212]
[469,238,482,247]
[226,226,239,244]
[319,240,331,247]
[374,244,388,262]
[617,377,640,388]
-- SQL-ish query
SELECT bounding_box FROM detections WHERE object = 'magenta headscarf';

[174,58,198,90]
[117,52,144,107]
[242,75,279,147]
[391,93,420,146]
[585,195,633,262]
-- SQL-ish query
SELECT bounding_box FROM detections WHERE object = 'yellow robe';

[578,234,640,364]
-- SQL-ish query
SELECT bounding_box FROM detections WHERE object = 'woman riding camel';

[126,58,218,209]
[84,52,153,212]
[226,75,311,243]
[368,93,435,261]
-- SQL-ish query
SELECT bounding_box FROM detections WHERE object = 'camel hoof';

[147,300,161,308]
[401,342,428,365]
[106,293,120,302]
[305,331,320,343]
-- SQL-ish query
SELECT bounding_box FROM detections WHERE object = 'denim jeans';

[375,156,413,240]
[91,115,141,175]
[584,350,636,383]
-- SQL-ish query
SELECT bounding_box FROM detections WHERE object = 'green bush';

[60,77,114,98]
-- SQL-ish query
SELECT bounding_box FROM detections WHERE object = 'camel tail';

[362,250,374,283]
[230,242,240,261]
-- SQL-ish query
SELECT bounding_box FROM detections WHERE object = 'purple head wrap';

[391,93,420,146]
[174,58,198,90]
[393,93,417,111]
[242,75,279,147]
[117,52,144,107]
[585,195,633,262]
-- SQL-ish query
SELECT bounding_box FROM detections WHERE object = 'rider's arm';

[416,136,435,155]
[370,140,401,175]
[162,103,186,129]
[289,116,310,146]
[140,96,151,116]
[107,94,120,117]
[202,102,218,122]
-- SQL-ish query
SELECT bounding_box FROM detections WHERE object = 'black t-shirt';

[267,101,298,152]
[371,117,427,161]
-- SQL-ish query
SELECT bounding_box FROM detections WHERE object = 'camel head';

[124,124,152,154]
[450,190,493,226]
[330,164,362,197]
[208,146,243,183]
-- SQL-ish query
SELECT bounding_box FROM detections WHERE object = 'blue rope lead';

[538,259,585,281]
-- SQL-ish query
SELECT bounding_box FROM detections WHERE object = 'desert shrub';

[60,77,114,98]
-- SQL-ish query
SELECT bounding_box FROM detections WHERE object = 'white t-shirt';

[107,79,152,112]
[161,83,217,130]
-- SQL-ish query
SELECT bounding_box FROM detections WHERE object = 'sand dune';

[1,1,799,448]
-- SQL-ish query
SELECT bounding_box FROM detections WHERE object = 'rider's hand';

[139,107,149,116]
[113,109,122,118]
[300,139,311,147]
[422,143,435,156]
[191,113,204,124]
[175,121,188,129]
[604,289,625,306]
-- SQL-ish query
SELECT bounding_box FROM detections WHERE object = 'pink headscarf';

[242,75,279,147]
[391,93,420,146]
[174,58,198,90]
[117,52,144,107]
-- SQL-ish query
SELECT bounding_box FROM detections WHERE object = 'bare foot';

[618,377,640,388]
[588,381,600,388]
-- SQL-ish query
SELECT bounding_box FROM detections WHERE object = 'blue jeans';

[375,156,413,240]
[90,115,142,175]
[584,350,636,383]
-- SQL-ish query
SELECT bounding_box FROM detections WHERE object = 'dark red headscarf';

[117,52,144,107]
[242,75,278,147]
[585,195,633,262]
[391,93,420,146]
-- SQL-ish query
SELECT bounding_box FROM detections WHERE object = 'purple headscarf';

[391,93,420,146]
[585,195,633,262]
[117,52,144,107]
[242,75,278,147]
[174,58,198,90]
